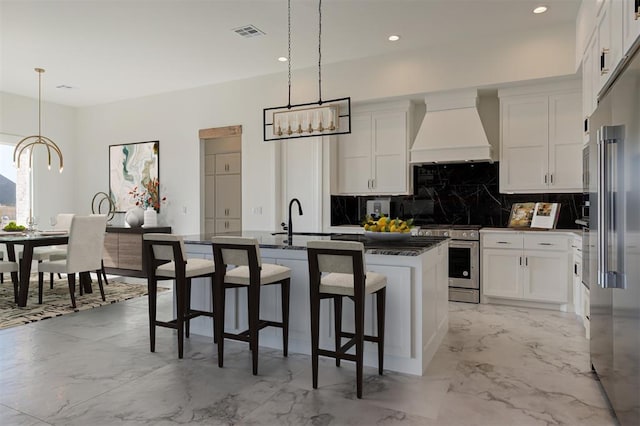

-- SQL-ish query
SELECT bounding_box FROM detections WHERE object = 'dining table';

[0,231,93,307]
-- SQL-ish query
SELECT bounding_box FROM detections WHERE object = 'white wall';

[0,92,77,224]
[1,23,579,234]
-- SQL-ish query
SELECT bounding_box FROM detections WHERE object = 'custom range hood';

[410,89,498,164]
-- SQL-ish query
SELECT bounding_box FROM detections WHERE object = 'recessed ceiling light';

[533,6,547,14]
[388,35,400,42]
[278,57,288,62]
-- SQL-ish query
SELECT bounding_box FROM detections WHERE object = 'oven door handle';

[449,241,479,249]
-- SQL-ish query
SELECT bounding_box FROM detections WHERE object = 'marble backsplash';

[331,162,583,229]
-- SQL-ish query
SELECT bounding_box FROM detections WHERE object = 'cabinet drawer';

[524,234,569,251]
[482,233,523,249]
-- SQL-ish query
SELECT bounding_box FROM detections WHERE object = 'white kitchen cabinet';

[582,31,599,141]
[215,174,241,219]
[622,0,640,54]
[203,137,242,235]
[482,248,523,299]
[215,152,241,175]
[579,0,639,124]
[499,82,582,193]
[596,0,624,91]
[336,101,411,195]
[481,231,572,309]
[572,236,583,317]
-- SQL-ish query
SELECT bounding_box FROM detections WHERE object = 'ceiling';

[1,0,581,107]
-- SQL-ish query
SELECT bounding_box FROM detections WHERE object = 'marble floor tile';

[0,290,619,425]
[0,404,51,426]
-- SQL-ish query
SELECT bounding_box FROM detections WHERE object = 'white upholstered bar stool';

[212,236,291,375]
[143,233,216,359]
[306,240,387,399]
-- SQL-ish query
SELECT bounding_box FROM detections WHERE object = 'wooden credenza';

[103,226,171,277]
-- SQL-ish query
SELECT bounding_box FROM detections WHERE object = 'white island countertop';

[183,231,450,376]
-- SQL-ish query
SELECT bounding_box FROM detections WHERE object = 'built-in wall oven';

[417,225,481,303]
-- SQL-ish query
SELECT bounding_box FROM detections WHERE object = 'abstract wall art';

[109,141,159,212]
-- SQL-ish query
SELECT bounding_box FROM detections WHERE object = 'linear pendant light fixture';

[263,0,351,141]
[13,68,64,172]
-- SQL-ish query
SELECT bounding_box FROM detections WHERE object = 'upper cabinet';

[596,0,624,90]
[336,101,413,195]
[580,0,640,123]
[623,0,640,53]
[499,81,582,194]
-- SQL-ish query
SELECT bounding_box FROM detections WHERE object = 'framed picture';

[109,141,159,212]
[507,202,535,228]
[531,202,561,229]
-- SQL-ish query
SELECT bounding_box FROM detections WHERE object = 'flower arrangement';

[129,178,166,211]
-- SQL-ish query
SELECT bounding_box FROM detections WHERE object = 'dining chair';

[36,215,108,307]
[19,213,75,288]
[143,233,216,359]
[212,236,291,375]
[307,240,387,399]
[0,258,19,300]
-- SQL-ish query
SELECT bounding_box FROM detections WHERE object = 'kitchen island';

[183,231,449,376]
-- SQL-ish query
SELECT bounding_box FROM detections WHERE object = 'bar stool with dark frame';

[143,233,216,359]
[212,236,291,375]
[307,240,387,399]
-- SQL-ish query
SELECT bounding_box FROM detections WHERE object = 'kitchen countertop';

[480,227,580,236]
[184,230,448,256]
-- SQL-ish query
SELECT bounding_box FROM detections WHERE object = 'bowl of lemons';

[362,216,413,241]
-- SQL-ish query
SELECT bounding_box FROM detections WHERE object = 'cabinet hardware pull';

[575,264,578,275]
[372,179,375,189]
[525,257,528,267]
[584,117,589,134]
[367,179,371,189]
[601,48,610,75]
[538,242,553,246]
[496,241,510,244]
[519,256,522,266]
[550,174,554,184]
[544,174,548,184]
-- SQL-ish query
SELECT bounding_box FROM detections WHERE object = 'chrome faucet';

[287,198,303,241]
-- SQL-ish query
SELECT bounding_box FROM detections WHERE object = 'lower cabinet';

[481,231,572,309]
[103,226,171,277]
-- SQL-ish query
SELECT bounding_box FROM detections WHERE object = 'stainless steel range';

[417,225,481,303]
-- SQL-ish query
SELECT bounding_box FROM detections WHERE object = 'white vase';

[142,207,158,228]
[124,207,145,228]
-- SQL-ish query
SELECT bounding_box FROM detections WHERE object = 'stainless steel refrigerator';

[588,42,640,426]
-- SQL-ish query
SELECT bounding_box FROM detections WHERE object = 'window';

[0,139,30,225]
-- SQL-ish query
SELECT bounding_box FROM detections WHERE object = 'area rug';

[0,276,169,330]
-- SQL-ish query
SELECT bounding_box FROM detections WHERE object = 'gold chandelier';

[13,68,64,172]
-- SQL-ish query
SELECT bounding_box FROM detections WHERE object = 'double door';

[336,104,410,195]
[482,232,571,304]
[499,85,582,193]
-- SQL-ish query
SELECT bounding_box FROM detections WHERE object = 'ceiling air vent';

[233,25,265,38]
